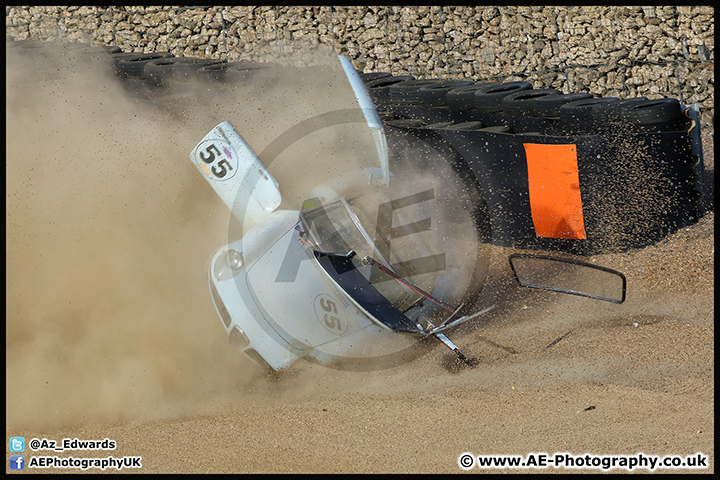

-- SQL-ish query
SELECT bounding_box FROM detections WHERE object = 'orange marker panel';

[523,143,586,239]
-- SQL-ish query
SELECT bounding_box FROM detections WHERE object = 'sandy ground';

[5,44,714,473]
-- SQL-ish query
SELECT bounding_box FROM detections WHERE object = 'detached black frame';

[509,253,626,304]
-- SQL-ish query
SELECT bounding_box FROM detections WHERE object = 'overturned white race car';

[190,56,626,372]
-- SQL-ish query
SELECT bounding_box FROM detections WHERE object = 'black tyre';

[593,97,687,133]
[365,75,416,87]
[446,82,498,111]
[417,79,475,107]
[143,56,227,85]
[359,71,392,83]
[389,79,446,105]
[365,75,416,105]
[64,44,125,71]
[533,92,594,118]
[500,89,561,117]
[74,44,122,56]
[559,97,620,133]
[473,81,533,112]
[197,60,280,83]
[111,52,174,78]
[591,97,649,123]
[618,98,683,125]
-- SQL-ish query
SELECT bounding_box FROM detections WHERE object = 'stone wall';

[6,5,714,124]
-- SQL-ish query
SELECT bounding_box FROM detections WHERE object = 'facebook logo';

[9,455,25,470]
[10,436,25,452]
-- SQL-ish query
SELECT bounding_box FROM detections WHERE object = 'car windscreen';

[301,198,423,312]
[300,198,372,257]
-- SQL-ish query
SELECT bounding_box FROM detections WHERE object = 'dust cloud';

[4,42,381,430]
[6,42,246,430]
[6,40,502,431]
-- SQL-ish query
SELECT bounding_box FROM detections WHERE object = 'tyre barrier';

[500,89,562,116]
[460,81,534,129]
[110,52,174,78]
[8,39,705,254]
[377,79,479,125]
[533,92,594,118]
[499,89,562,132]
[382,78,692,135]
[106,52,175,98]
[388,79,447,105]
[417,79,476,107]
[473,81,533,111]
[381,79,534,129]
[365,75,416,106]
[380,104,457,125]
[197,60,282,83]
[518,92,595,135]
[558,97,620,134]
[558,97,688,135]
[383,119,493,247]
[446,82,502,114]
[378,73,704,252]
[594,97,686,133]
[619,98,683,124]
[143,56,227,85]
[385,116,703,253]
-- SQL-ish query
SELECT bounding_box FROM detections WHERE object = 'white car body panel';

[190,121,282,231]
[197,55,441,370]
[209,210,409,370]
[338,55,389,184]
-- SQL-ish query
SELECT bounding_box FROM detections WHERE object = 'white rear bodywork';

[190,120,282,231]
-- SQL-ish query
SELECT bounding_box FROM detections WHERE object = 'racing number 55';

[314,294,348,335]
[199,143,234,179]
[320,297,342,331]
